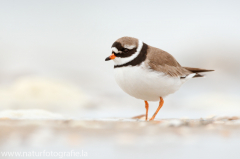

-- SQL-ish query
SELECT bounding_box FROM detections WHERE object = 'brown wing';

[183,67,214,78]
[146,46,191,77]
[183,67,214,73]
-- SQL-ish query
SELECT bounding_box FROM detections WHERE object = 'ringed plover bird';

[105,36,213,121]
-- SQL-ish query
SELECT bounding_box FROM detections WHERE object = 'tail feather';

[183,67,214,78]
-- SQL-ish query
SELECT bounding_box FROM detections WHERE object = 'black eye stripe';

[114,48,137,58]
[112,42,137,58]
[112,42,124,51]
[114,42,148,69]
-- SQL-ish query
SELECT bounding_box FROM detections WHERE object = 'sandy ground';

[0,116,240,159]
[0,77,239,159]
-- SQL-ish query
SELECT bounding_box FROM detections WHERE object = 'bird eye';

[123,48,129,52]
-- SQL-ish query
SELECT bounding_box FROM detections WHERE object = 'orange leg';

[144,101,149,121]
[149,97,164,121]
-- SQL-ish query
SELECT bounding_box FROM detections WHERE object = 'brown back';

[146,46,191,77]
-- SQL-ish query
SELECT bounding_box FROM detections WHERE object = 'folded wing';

[183,67,214,78]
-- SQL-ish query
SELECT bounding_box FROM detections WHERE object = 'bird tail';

[183,67,214,78]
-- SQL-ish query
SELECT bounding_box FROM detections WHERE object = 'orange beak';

[105,54,116,61]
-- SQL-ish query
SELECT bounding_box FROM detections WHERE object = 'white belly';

[114,63,185,101]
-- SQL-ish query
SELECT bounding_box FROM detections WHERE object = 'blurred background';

[0,0,239,119]
[0,0,240,159]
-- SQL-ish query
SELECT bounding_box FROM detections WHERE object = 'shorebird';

[105,36,213,121]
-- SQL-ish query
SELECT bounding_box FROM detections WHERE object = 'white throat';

[112,40,143,66]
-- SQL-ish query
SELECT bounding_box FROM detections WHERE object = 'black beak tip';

[105,57,111,61]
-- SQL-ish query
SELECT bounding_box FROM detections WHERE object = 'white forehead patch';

[111,47,119,53]
[124,45,136,50]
